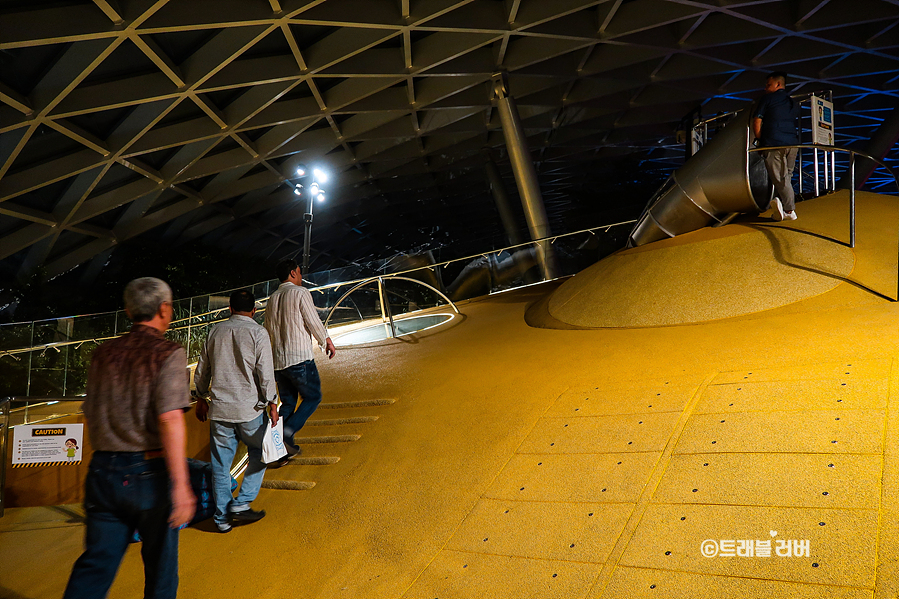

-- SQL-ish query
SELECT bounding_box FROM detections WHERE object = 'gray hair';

[124,277,172,322]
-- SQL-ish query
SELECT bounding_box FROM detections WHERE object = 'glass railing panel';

[171,298,192,328]
[165,326,190,352]
[24,345,68,397]
[32,317,74,346]
[188,322,214,362]
[114,310,130,335]
[71,313,117,343]
[395,266,444,292]
[442,251,541,302]
[189,295,212,323]
[0,351,30,397]
[0,322,33,352]
[252,281,275,301]
[382,277,447,317]
[2,220,640,395]
[327,284,383,329]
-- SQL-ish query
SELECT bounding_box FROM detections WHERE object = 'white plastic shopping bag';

[262,415,288,463]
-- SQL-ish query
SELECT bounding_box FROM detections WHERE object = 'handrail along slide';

[747,143,899,299]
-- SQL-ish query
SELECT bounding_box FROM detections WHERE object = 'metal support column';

[301,193,314,272]
[484,154,524,246]
[491,72,558,280]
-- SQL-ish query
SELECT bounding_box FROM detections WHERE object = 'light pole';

[291,166,328,271]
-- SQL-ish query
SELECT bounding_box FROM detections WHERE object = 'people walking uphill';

[194,289,279,533]
[753,71,801,222]
[63,277,194,599]
[264,259,336,464]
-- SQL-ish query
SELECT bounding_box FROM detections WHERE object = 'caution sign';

[811,94,835,146]
[12,424,83,467]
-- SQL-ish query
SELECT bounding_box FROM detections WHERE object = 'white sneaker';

[771,198,785,222]
[783,211,797,221]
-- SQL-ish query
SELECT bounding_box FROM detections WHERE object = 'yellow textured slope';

[3,190,899,599]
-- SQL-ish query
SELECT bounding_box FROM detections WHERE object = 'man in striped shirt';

[264,259,336,458]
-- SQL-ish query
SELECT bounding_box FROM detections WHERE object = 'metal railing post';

[831,151,836,191]
[850,152,856,248]
[814,148,820,197]
[186,297,193,362]
[1,397,9,517]
[25,323,33,396]
[377,277,397,339]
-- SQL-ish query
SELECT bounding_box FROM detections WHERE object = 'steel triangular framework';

[0,0,897,279]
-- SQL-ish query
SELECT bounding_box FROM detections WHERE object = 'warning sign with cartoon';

[12,424,83,467]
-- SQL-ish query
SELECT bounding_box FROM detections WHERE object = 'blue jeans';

[275,360,322,443]
[63,452,179,599]
[210,413,267,525]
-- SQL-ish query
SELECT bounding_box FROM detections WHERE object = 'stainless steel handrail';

[750,143,899,299]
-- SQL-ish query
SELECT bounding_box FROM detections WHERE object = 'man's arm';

[752,94,770,143]
[298,290,336,359]
[158,409,195,528]
[194,336,211,396]
[193,338,211,421]
[155,349,196,528]
[255,329,280,427]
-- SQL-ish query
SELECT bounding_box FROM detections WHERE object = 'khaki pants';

[763,147,799,212]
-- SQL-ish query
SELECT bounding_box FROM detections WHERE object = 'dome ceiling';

[0,0,897,278]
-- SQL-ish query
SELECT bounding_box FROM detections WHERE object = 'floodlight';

[316,192,325,202]
[313,168,328,183]
[293,187,302,196]
[296,165,306,176]
[309,182,320,194]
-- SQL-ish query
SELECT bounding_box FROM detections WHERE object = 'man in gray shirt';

[194,290,279,533]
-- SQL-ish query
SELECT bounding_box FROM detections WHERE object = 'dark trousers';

[275,359,323,444]
[63,452,179,599]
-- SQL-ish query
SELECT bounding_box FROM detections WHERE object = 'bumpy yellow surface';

[3,190,899,599]
[548,212,857,327]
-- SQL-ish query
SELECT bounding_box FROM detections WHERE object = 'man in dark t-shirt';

[753,71,800,222]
